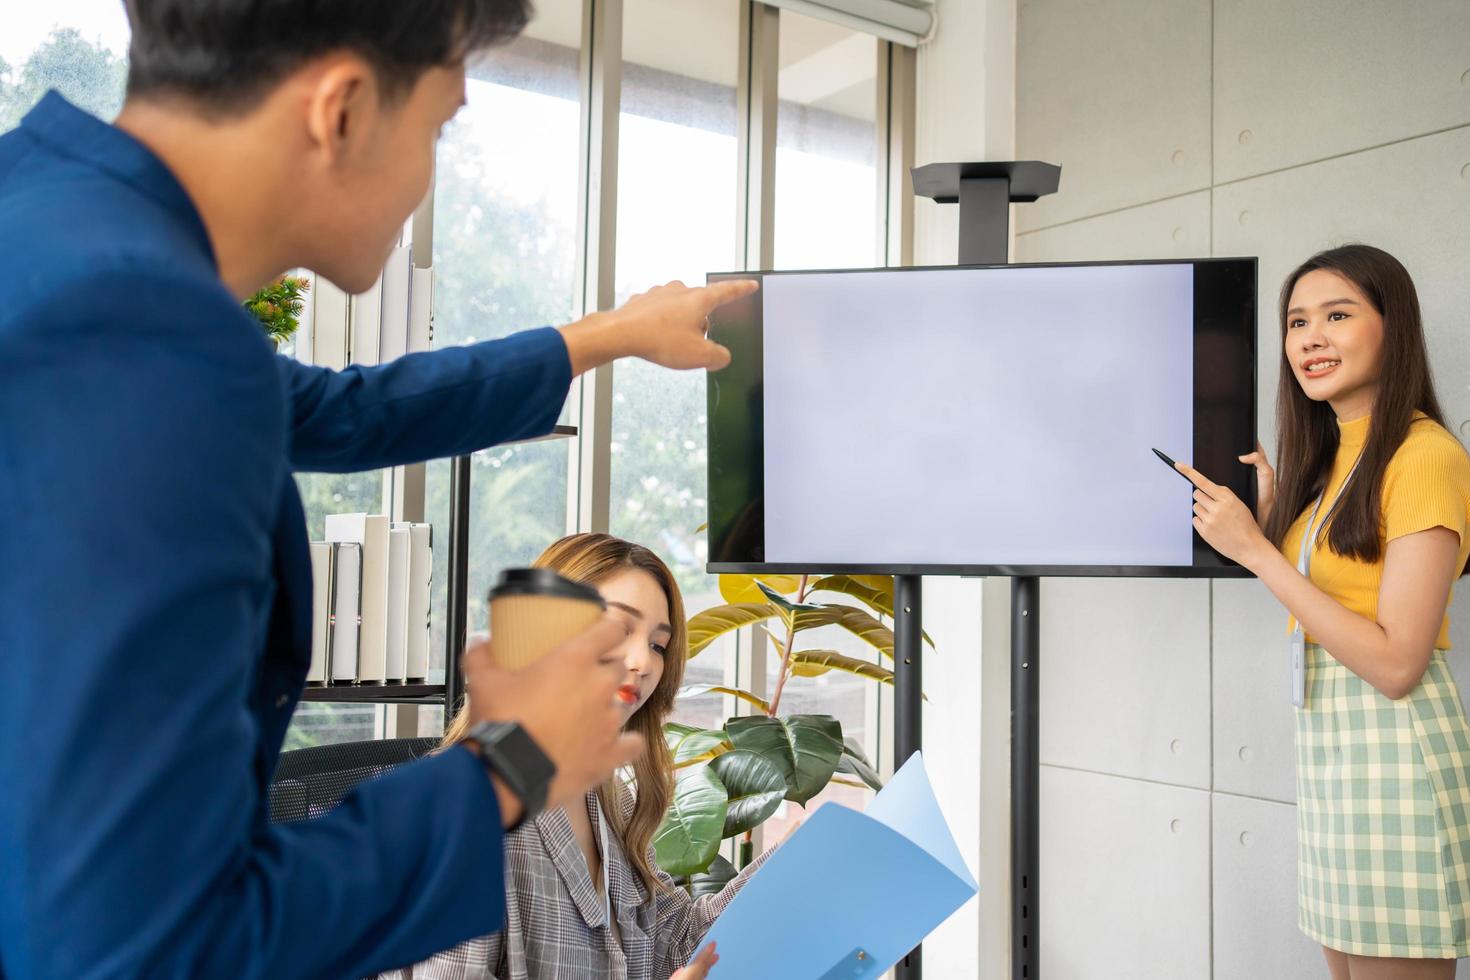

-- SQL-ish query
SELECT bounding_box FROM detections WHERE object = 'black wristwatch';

[463,721,556,831]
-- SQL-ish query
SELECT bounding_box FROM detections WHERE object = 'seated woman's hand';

[671,942,719,980]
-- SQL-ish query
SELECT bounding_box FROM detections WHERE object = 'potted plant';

[244,274,311,350]
[654,573,934,892]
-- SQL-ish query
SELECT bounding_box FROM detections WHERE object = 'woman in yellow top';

[1177,244,1470,980]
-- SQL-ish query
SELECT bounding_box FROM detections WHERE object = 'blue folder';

[702,752,978,978]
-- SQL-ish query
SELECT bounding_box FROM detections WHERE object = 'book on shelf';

[329,541,361,684]
[307,541,334,684]
[394,522,433,682]
[385,525,410,683]
[325,513,389,684]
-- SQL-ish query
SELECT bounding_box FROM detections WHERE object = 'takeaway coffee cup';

[486,568,606,670]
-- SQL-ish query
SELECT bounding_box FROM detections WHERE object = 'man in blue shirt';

[0,2,753,977]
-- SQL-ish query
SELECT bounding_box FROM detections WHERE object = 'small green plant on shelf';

[244,274,311,349]
[654,573,934,893]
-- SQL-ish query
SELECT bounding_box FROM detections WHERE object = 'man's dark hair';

[123,0,533,112]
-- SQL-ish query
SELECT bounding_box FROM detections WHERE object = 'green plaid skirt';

[1297,643,1470,958]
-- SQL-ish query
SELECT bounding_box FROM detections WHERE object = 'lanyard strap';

[1296,455,1363,580]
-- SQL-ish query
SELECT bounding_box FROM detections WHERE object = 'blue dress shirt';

[0,94,574,979]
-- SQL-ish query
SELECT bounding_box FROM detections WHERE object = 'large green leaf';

[810,575,935,647]
[789,649,895,685]
[810,574,893,616]
[755,580,824,613]
[664,722,700,750]
[672,728,732,766]
[654,767,729,876]
[709,750,788,836]
[686,854,737,900]
[840,740,882,793]
[687,603,779,657]
[786,605,895,660]
[724,714,843,806]
[718,574,802,604]
[829,606,895,659]
[676,683,771,715]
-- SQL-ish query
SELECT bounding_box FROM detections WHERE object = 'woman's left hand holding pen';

[1174,461,1274,571]
[1237,441,1276,527]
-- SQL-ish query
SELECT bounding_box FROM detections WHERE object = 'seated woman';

[382,532,775,980]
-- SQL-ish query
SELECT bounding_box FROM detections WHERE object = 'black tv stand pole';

[901,161,1061,980]
[893,573,924,979]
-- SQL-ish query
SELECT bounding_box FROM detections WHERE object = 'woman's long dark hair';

[1262,244,1449,567]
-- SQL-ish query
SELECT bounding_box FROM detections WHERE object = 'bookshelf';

[300,424,579,715]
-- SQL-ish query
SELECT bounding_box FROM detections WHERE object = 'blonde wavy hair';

[443,532,687,899]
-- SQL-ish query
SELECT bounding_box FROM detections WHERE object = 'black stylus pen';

[1152,447,1197,486]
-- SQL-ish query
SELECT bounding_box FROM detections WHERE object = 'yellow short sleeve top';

[1280,412,1470,649]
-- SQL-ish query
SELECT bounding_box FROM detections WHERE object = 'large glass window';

[611,0,741,731]
[0,5,130,132]
[7,2,908,766]
[761,11,884,827]
[774,12,880,270]
[422,1,583,690]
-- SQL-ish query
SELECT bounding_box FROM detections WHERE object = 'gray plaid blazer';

[378,789,773,980]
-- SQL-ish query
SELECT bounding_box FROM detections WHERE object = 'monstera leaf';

[724,714,843,806]
[654,766,729,876]
[709,749,788,837]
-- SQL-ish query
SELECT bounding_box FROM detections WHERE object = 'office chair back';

[268,736,441,823]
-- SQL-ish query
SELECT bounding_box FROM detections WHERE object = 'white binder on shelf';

[325,513,389,684]
[307,541,334,684]
[409,265,434,353]
[311,276,350,370]
[378,245,412,363]
[395,521,433,682]
[349,274,383,366]
[385,526,411,683]
[329,541,362,684]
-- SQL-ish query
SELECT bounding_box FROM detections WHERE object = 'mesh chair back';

[268,736,441,823]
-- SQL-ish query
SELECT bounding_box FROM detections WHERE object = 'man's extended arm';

[0,274,508,979]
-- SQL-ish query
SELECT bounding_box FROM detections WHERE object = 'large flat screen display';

[705,258,1257,577]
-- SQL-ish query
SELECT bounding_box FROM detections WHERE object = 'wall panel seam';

[1016,120,1470,241]
[1211,787,1296,809]
[1211,120,1470,192]
[1041,761,1210,794]
[1016,187,1212,237]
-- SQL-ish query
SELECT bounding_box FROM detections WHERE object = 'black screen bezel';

[705,257,1258,579]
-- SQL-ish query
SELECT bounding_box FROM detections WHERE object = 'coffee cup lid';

[488,568,606,606]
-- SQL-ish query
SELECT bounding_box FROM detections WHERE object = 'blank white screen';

[762,264,1196,567]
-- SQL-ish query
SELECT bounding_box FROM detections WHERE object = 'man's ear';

[303,57,379,166]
